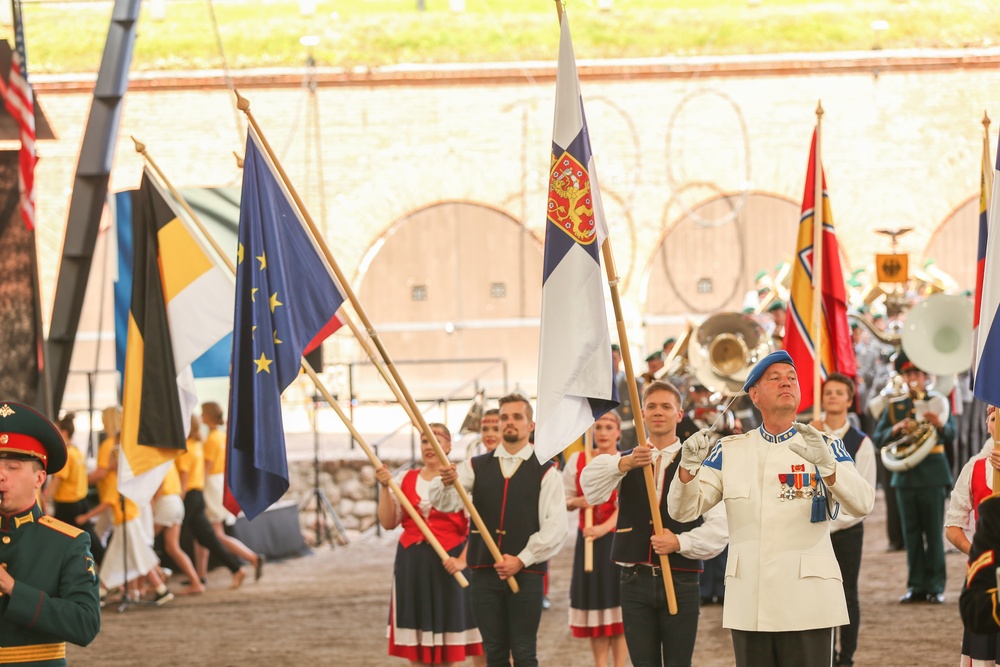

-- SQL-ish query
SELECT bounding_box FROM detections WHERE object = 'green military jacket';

[0,504,101,666]
[873,392,955,488]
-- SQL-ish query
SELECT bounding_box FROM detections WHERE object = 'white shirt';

[945,438,995,537]
[427,443,567,568]
[579,441,729,561]
[823,422,877,532]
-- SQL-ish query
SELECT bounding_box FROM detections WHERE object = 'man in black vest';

[809,373,877,667]
[429,393,567,667]
[580,381,728,667]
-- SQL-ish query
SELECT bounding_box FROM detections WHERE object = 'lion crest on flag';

[547,151,596,245]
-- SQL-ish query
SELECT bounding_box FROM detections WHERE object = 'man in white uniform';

[668,350,875,667]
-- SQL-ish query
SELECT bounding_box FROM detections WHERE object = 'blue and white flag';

[534,11,618,463]
[974,132,1000,407]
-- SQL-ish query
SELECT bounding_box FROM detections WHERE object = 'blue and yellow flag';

[225,126,345,520]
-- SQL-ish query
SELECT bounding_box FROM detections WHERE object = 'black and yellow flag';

[118,173,189,504]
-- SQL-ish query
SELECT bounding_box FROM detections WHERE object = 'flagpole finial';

[234,151,244,169]
[553,0,563,21]
[235,89,250,113]
[131,136,146,155]
[815,100,824,121]
[984,111,991,131]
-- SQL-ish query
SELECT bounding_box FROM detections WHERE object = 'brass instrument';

[881,419,938,472]
[687,312,775,395]
[847,311,900,346]
[654,321,693,381]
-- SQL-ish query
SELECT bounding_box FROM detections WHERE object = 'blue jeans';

[469,568,544,667]
[620,567,700,667]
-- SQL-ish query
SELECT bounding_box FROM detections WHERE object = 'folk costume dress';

[563,450,624,638]
[386,468,483,663]
[947,439,1000,667]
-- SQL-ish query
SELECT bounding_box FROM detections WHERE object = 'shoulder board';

[721,431,752,442]
[38,515,85,538]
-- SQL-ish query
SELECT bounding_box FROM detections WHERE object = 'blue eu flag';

[225,127,345,520]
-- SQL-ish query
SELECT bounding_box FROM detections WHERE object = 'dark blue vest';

[467,451,554,573]
[839,426,866,461]
[611,450,704,572]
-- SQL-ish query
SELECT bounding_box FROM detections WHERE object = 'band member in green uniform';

[0,401,101,665]
[873,350,955,604]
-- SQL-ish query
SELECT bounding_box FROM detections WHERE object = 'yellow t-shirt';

[158,464,182,497]
[53,446,88,503]
[203,429,226,476]
[175,438,205,492]
[96,436,118,506]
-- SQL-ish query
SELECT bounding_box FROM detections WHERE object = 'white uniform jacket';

[667,425,875,632]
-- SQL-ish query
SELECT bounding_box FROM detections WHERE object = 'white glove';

[679,429,713,475]
[790,422,837,478]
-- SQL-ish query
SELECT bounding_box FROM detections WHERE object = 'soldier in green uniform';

[0,401,101,665]
[873,351,955,604]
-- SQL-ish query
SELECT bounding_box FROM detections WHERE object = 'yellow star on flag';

[273,329,282,345]
[254,352,273,374]
[251,325,257,340]
[237,243,244,265]
[257,252,267,270]
[270,292,283,313]
[251,287,258,302]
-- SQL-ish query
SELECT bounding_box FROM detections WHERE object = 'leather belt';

[0,643,66,664]
[627,563,662,577]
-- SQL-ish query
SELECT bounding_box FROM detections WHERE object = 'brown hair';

[201,401,224,427]
[498,393,533,421]
[482,408,500,419]
[642,380,682,408]
[188,415,202,441]
[823,373,855,402]
[58,412,76,439]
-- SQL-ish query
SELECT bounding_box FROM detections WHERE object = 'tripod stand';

[299,396,349,547]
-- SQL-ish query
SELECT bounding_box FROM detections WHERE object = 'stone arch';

[641,191,802,354]
[355,201,543,399]
[923,194,979,293]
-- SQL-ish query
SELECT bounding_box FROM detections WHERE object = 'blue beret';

[742,350,795,393]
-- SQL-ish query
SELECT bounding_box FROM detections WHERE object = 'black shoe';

[928,593,945,604]
[899,591,928,603]
[700,596,714,606]
[886,543,905,552]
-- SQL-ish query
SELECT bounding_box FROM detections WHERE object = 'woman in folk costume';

[375,423,482,665]
[564,411,626,667]
[947,404,1000,667]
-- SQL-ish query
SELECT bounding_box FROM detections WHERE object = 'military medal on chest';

[777,464,818,501]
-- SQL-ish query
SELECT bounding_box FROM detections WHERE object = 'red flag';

[784,128,857,413]
[0,1,35,231]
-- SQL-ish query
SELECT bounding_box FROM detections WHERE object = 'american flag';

[1,0,35,231]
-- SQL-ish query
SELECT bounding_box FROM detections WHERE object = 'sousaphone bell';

[688,312,775,395]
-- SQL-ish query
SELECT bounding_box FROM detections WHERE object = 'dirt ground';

[71,489,969,666]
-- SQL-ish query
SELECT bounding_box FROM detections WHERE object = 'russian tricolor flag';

[973,130,1000,406]
[534,11,618,463]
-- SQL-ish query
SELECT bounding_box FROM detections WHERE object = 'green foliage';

[19,0,1000,74]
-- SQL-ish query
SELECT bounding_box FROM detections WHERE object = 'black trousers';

[469,568,544,667]
[732,627,833,667]
[182,489,243,574]
[620,567,699,667]
[830,523,864,663]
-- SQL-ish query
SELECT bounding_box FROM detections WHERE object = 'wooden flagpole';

[133,138,467,588]
[551,0,674,613]
[232,95,519,592]
[982,112,1000,495]
[812,101,825,421]
[602,239,677,613]
[583,427,594,572]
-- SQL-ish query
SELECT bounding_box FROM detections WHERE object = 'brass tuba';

[901,293,973,396]
[687,312,775,395]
